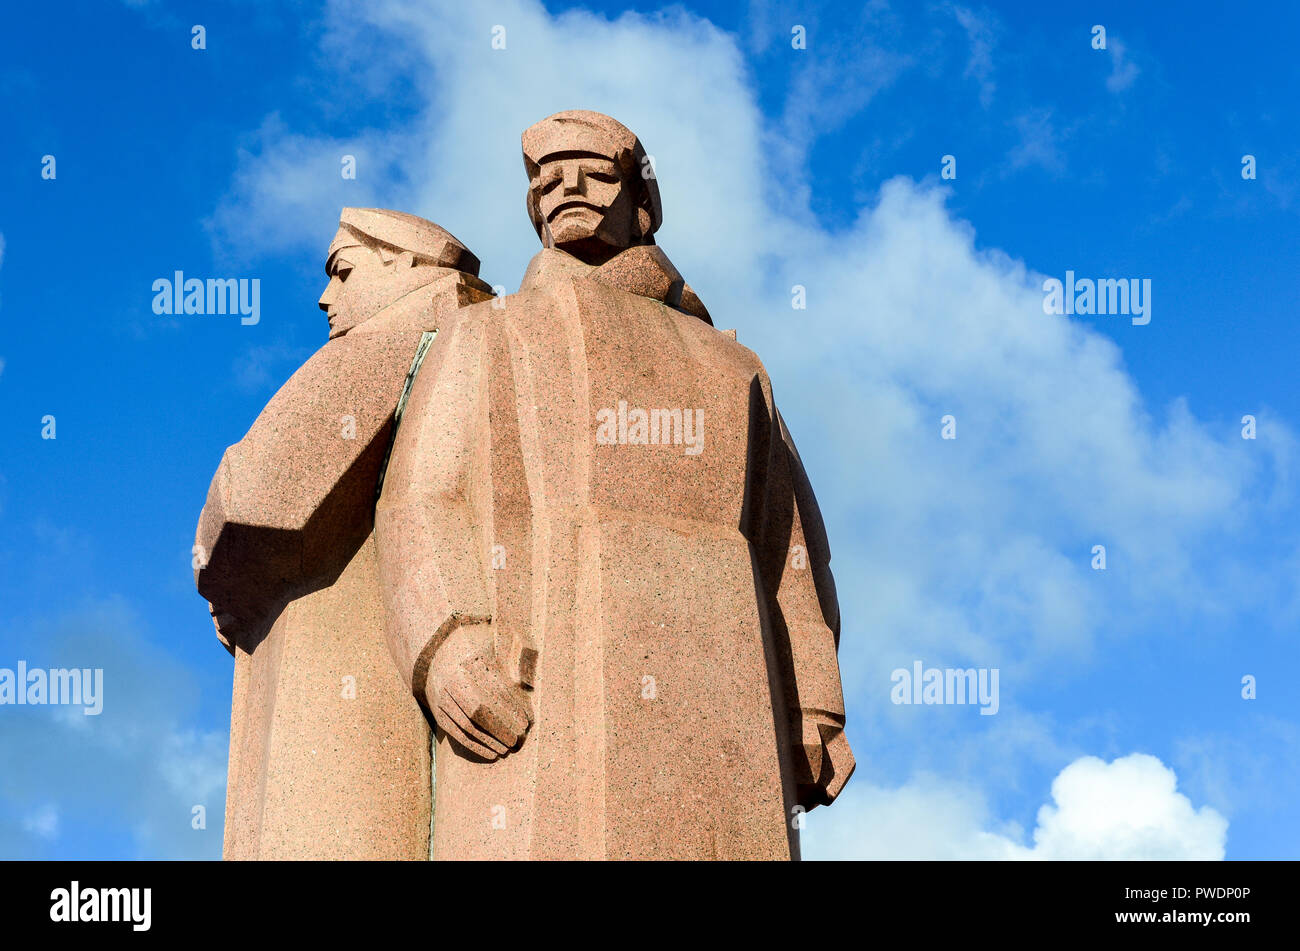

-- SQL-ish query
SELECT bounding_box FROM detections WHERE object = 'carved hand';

[424,622,532,760]
[793,709,855,808]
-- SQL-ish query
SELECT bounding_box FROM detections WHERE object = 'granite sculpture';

[196,110,853,860]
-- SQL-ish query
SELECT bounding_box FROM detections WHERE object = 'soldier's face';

[534,154,638,259]
[318,241,430,337]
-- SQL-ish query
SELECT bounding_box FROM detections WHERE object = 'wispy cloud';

[21,804,59,840]
[1007,107,1067,173]
[950,3,997,106]
[1106,38,1140,93]
[231,341,313,393]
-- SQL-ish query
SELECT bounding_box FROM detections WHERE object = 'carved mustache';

[546,199,604,221]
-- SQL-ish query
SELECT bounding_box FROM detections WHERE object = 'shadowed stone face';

[532,152,639,261]
[523,110,662,266]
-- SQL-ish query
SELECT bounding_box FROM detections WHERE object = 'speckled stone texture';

[196,114,853,861]
[370,110,853,860]
[195,210,490,859]
[377,263,850,859]
[224,534,431,859]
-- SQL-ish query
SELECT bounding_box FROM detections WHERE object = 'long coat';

[194,271,491,859]
[375,247,852,859]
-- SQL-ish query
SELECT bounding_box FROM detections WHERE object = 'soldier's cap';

[326,207,480,276]
[522,110,662,241]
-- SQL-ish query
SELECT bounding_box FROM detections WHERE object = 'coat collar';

[520,245,712,325]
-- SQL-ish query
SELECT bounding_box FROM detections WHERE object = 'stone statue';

[196,110,852,861]
[194,208,492,858]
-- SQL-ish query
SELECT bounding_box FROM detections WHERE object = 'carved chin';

[548,213,601,246]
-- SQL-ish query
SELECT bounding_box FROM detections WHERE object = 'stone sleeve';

[373,314,496,698]
[194,329,423,653]
[747,371,855,807]
[776,436,844,712]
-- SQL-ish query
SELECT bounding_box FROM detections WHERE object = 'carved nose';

[318,283,335,313]
[562,165,583,196]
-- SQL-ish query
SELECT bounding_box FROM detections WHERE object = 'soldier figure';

[197,113,853,860]
[374,111,852,859]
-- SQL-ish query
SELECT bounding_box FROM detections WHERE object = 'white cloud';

[211,1,770,294]
[1031,754,1227,859]
[207,115,413,267]
[951,4,997,106]
[805,773,1031,860]
[805,754,1227,859]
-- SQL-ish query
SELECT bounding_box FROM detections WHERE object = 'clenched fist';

[423,622,532,760]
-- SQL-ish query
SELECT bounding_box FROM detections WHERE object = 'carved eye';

[586,170,619,184]
[540,175,561,194]
[335,264,354,282]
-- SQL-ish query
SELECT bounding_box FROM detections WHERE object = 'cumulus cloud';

[805,754,1227,859]
[1031,754,1226,859]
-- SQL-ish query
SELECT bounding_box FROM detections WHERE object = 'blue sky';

[0,0,1296,859]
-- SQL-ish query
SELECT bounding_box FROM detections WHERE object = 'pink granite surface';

[196,116,852,861]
